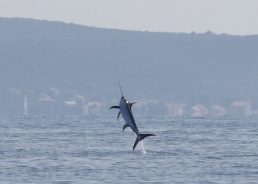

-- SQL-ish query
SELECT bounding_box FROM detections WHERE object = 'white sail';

[24,95,28,116]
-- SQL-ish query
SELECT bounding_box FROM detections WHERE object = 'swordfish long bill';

[109,83,155,150]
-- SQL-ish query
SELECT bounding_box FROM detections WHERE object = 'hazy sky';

[1,0,258,35]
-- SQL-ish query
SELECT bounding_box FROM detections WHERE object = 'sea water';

[1,115,258,183]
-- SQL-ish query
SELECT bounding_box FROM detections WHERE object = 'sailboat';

[24,95,28,116]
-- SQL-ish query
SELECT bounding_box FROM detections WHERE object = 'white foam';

[140,141,147,155]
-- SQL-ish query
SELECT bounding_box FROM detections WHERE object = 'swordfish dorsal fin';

[129,102,137,109]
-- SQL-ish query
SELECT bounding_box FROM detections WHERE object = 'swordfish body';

[119,96,139,134]
[109,84,155,150]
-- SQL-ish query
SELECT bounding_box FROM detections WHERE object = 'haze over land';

[2,0,258,35]
[1,17,258,117]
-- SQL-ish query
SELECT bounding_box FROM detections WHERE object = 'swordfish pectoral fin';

[133,133,156,151]
[109,105,120,109]
[117,111,121,121]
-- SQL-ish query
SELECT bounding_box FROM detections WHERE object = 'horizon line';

[1,16,258,37]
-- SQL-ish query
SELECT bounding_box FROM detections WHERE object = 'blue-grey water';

[1,115,258,183]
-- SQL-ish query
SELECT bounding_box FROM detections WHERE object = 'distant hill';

[0,17,258,116]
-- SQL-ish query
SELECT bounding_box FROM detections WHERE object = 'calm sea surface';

[1,115,258,183]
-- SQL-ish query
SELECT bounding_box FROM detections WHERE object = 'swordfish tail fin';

[133,133,155,151]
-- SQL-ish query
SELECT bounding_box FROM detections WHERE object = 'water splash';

[140,141,147,155]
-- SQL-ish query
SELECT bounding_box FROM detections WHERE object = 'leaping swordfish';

[109,83,155,150]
